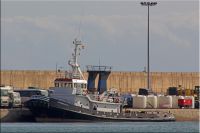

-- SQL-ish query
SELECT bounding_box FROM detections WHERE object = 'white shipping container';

[158,96,172,108]
[146,95,157,108]
[184,96,195,108]
[132,95,147,108]
[131,94,136,97]
[172,96,184,108]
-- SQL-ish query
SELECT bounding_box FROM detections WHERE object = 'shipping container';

[172,96,184,108]
[158,96,172,108]
[184,96,195,108]
[132,95,146,108]
[178,99,192,108]
[146,95,157,108]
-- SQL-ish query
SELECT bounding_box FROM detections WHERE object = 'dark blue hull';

[25,97,176,122]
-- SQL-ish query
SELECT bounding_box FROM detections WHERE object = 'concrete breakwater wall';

[1,70,199,93]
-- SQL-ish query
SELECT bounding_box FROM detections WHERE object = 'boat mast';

[68,38,85,80]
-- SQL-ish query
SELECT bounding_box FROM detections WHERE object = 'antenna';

[77,19,82,40]
[99,57,101,67]
[68,38,85,80]
[56,63,58,77]
[98,57,101,70]
[76,8,85,40]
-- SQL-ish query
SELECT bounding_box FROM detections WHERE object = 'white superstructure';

[50,38,123,113]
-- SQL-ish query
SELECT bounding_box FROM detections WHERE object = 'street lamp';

[140,1,157,91]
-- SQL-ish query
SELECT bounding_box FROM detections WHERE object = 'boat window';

[81,84,87,88]
[77,83,81,88]
[74,83,81,88]
[55,83,59,87]
[74,83,77,88]
[65,83,72,88]
[84,84,87,88]
[61,83,64,87]
[69,83,72,88]
[64,83,67,87]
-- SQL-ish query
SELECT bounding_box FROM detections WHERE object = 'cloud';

[2,10,197,44]
[151,22,191,47]
[1,6,198,71]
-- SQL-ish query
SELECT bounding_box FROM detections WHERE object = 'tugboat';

[25,38,175,122]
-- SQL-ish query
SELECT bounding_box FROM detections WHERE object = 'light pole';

[140,1,157,91]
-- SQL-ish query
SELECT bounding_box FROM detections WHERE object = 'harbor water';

[1,122,199,133]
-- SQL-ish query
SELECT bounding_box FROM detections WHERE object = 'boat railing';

[87,94,122,103]
[86,65,112,72]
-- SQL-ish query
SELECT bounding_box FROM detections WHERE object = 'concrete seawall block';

[1,71,199,94]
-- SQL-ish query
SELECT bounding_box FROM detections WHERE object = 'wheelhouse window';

[81,84,87,89]
[84,84,87,88]
[61,83,64,87]
[69,83,72,88]
[74,83,82,88]
[74,83,77,88]
[64,83,68,87]
[55,83,59,87]
[63,83,73,88]
[77,83,81,88]
[74,83,81,88]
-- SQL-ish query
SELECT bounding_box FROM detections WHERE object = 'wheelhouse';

[54,78,87,90]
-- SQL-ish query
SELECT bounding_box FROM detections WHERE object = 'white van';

[9,92,22,107]
[0,86,11,107]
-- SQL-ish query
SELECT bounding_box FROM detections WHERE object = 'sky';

[1,0,199,72]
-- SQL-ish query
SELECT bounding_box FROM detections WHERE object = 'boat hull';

[25,97,176,122]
